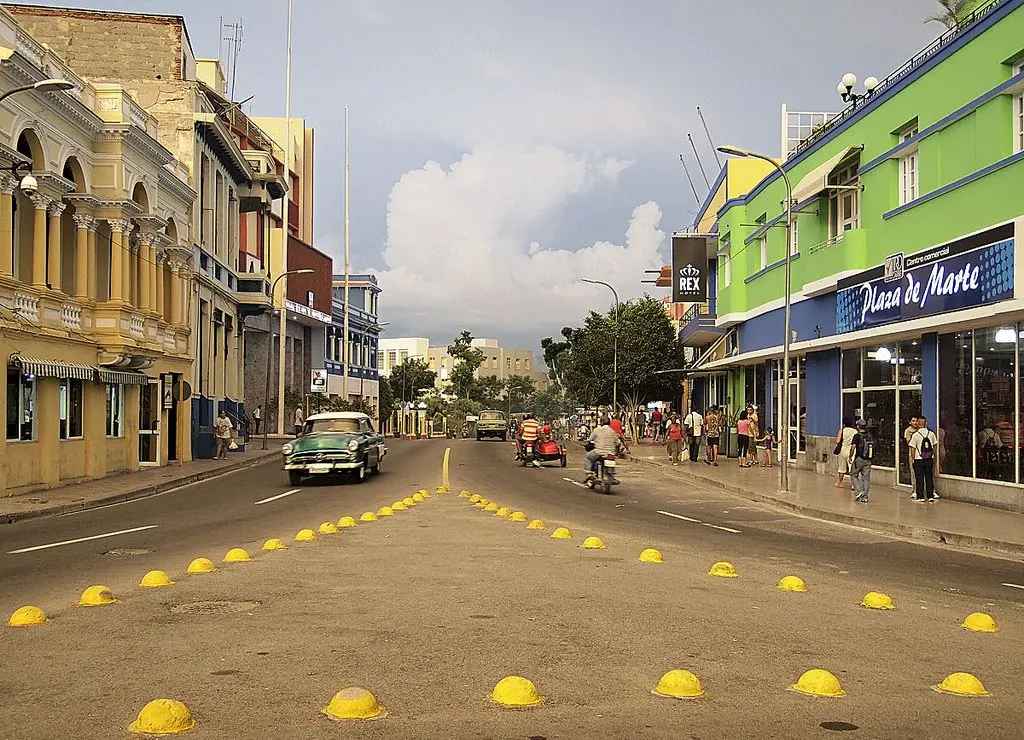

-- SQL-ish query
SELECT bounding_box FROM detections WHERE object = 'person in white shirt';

[252,404,262,435]
[909,416,939,502]
[683,408,704,463]
[293,406,305,437]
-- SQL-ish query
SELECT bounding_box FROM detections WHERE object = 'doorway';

[139,381,161,466]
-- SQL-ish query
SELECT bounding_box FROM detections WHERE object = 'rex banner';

[835,224,1015,334]
[671,235,709,303]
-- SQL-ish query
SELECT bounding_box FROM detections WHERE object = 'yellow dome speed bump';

[435,486,450,493]
[8,605,47,627]
[582,536,606,550]
[78,585,117,606]
[860,591,895,610]
[378,506,395,517]
[510,511,528,522]
[474,501,487,509]
[318,522,339,534]
[359,512,379,522]
[527,519,546,530]
[778,576,807,592]
[932,672,990,697]
[421,491,432,499]
[961,612,998,633]
[187,557,217,574]
[484,502,500,512]
[322,687,387,721]
[459,490,471,498]
[128,699,196,735]
[390,502,408,512]
[262,538,288,552]
[708,561,738,578]
[412,493,425,503]
[403,497,417,507]
[490,676,543,708]
[338,516,358,527]
[478,498,490,507]
[295,529,317,542]
[495,507,512,518]
[652,670,705,699]
[223,547,251,563]
[139,570,174,588]
[551,527,572,540]
[639,548,664,563]
[789,669,846,697]
[469,494,482,503]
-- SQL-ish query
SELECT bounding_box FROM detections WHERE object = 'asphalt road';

[1,438,1022,739]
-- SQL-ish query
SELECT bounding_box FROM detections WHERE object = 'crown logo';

[680,264,700,277]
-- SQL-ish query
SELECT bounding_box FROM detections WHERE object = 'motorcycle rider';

[519,413,543,467]
[585,415,620,483]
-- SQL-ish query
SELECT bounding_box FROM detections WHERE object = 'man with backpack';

[909,415,939,502]
[848,419,874,503]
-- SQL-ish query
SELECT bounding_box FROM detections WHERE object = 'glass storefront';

[938,324,1021,484]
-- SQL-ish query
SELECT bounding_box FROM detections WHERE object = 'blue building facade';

[326,274,382,415]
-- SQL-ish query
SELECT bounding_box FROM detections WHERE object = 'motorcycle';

[586,453,620,494]
[576,424,591,442]
[514,438,568,467]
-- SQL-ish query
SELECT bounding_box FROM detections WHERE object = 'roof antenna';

[697,106,722,168]
[687,133,711,189]
[678,154,701,203]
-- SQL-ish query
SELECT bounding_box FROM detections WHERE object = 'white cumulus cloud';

[373,146,667,348]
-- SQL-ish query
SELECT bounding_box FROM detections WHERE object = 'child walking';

[757,427,776,467]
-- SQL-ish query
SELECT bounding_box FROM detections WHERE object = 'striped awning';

[8,356,96,381]
[97,369,151,386]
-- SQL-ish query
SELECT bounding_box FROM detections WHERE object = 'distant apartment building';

[379,338,430,377]
[428,338,547,390]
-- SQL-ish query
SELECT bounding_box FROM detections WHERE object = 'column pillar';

[155,251,165,321]
[29,193,52,289]
[47,201,66,292]
[107,218,129,304]
[86,220,98,299]
[72,213,93,300]
[138,234,152,312]
[121,222,134,305]
[149,239,160,317]
[0,176,15,277]
[169,259,182,326]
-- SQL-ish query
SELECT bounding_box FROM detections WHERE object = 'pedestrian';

[909,415,938,502]
[651,407,662,443]
[746,406,760,466]
[665,413,684,466]
[683,407,704,462]
[849,418,874,503]
[736,409,751,468]
[758,426,776,467]
[834,417,857,488]
[903,415,918,496]
[293,405,305,437]
[214,409,234,460]
[704,405,721,466]
[252,404,262,435]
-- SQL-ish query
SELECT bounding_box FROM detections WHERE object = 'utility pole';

[342,105,351,402]
[275,0,293,435]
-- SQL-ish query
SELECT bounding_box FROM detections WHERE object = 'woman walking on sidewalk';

[736,410,751,467]
[834,417,857,488]
[665,413,684,466]
[746,406,760,466]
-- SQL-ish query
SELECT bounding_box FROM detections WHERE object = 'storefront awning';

[792,145,863,203]
[97,369,150,386]
[8,356,96,381]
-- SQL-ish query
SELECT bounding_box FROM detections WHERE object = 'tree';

[504,374,536,414]
[447,330,486,399]
[925,0,978,29]
[378,376,396,429]
[540,333,571,389]
[527,389,572,421]
[389,359,436,406]
[471,375,505,408]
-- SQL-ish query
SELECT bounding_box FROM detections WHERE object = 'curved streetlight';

[718,145,794,493]
[0,78,75,105]
[262,268,314,450]
[581,278,620,414]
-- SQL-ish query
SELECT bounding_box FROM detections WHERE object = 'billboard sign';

[671,235,709,303]
[310,369,328,394]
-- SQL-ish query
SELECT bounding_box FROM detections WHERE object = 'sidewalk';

[0,441,285,524]
[628,441,1024,558]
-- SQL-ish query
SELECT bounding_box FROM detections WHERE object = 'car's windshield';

[305,419,361,434]
[479,411,504,421]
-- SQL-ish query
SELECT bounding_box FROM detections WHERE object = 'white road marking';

[1002,583,1024,591]
[8,525,159,554]
[562,477,588,489]
[657,510,741,534]
[254,489,301,505]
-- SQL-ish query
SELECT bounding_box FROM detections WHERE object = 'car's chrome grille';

[290,451,352,463]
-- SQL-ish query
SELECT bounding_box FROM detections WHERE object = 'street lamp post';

[718,145,794,493]
[262,268,314,450]
[0,78,75,105]
[582,278,619,415]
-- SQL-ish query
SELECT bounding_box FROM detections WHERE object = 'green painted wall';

[717,0,1024,317]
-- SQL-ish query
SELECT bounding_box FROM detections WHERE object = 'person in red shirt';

[609,416,623,436]
[665,412,684,465]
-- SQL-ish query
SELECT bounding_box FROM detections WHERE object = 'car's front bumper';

[283,459,364,471]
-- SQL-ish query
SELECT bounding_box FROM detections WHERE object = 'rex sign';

[835,223,1015,333]
[671,235,709,303]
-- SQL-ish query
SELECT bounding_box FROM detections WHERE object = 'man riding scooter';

[584,415,620,484]
[517,413,543,467]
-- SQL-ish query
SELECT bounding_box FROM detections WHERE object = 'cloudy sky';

[30,0,944,348]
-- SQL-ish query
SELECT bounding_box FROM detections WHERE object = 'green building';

[689,0,1024,510]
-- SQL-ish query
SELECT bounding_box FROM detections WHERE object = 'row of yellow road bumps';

[6,484,451,735]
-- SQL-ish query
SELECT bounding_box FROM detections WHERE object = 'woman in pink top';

[736,410,751,468]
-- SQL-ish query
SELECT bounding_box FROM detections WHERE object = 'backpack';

[917,431,934,460]
[857,434,874,461]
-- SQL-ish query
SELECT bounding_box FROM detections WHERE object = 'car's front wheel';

[353,463,367,483]
[287,470,303,486]
[371,455,382,475]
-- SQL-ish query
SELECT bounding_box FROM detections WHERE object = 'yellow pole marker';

[338,516,358,527]
[490,676,543,707]
[441,447,451,490]
[639,548,664,563]
[582,536,606,550]
[139,570,174,588]
[789,669,845,697]
[961,612,998,633]
[295,528,317,542]
[359,511,379,522]
[318,522,339,534]
[652,669,705,699]
[526,519,546,530]
[495,507,512,518]
[128,699,196,735]
[323,686,387,720]
[403,497,417,507]
[8,605,47,627]
[777,576,807,592]
[932,672,990,696]
[708,561,738,578]
[187,557,217,574]
[389,502,408,512]
[261,539,287,552]
[860,591,895,610]
[223,547,251,563]
[551,527,572,540]
[378,506,395,517]
[78,585,117,606]
[509,511,528,522]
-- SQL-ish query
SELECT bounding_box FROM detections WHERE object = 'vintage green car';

[281,412,387,485]
[475,409,507,441]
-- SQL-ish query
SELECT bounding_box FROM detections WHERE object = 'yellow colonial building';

[0,8,195,494]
